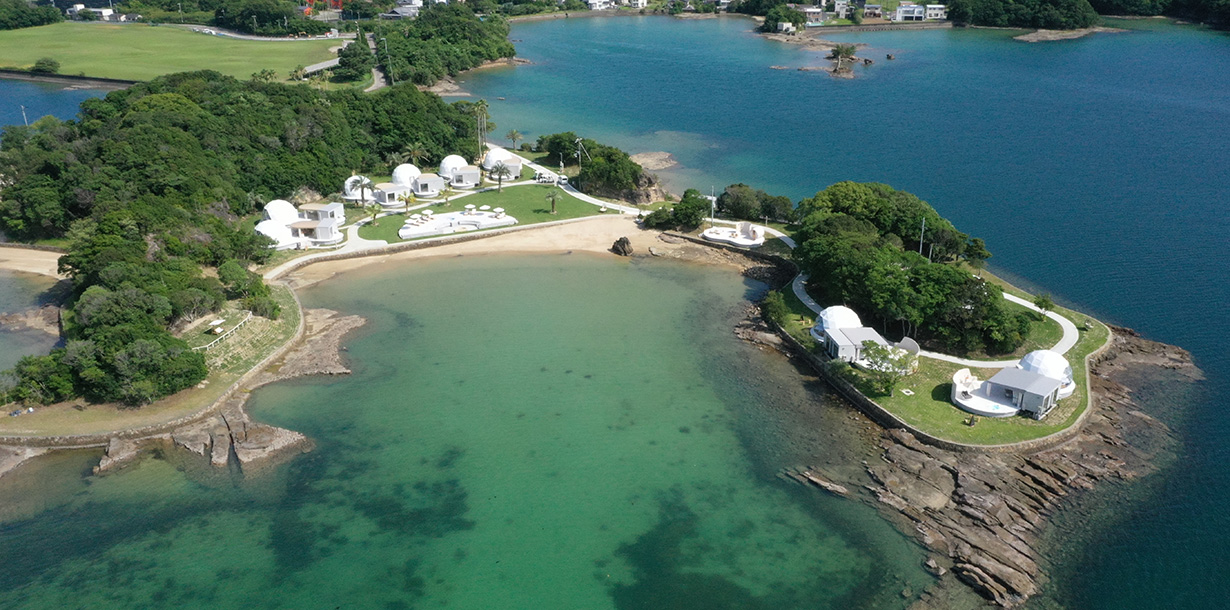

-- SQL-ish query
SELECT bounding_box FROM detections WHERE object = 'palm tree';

[491,161,513,192]
[290,65,307,81]
[364,202,382,227]
[545,188,562,215]
[385,151,408,169]
[403,142,427,166]
[506,129,523,150]
[442,184,454,207]
[471,100,491,150]
[398,191,416,213]
[355,176,373,207]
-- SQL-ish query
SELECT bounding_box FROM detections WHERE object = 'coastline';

[0,69,136,91]
[0,215,1203,608]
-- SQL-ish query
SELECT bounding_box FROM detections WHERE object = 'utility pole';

[918,216,926,255]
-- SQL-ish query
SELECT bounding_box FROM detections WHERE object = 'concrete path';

[303,58,339,74]
[364,34,389,92]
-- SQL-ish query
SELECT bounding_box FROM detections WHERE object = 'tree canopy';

[794,182,1029,355]
[0,0,61,30]
[373,4,516,86]
[0,71,481,406]
[945,0,1099,28]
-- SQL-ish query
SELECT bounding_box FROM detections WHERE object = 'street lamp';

[380,37,394,85]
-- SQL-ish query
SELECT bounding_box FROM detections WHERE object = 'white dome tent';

[438,155,468,180]
[255,219,296,250]
[817,305,862,330]
[262,200,298,224]
[343,175,375,202]
[481,147,515,170]
[1017,350,1076,398]
[392,164,421,186]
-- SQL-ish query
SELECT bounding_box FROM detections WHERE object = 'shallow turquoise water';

[0,255,929,609]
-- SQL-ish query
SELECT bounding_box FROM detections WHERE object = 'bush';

[762,290,789,326]
[30,57,60,74]
[244,295,281,319]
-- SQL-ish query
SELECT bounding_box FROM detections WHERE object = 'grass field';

[357,185,603,242]
[0,23,338,82]
[846,311,1111,445]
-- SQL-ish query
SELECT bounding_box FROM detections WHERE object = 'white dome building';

[1018,350,1076,398]
[817,305,862,330]
[263,199,298,225]
[255,219,297,250]
[392,164,421,187]
[438,155,468,180]
[343,175,374,201]
[481,147,514,170]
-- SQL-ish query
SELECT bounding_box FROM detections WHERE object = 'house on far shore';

[380,6,419,19]
[925,4,947,19]
[66,4,115,20]
[777,21,796,33]
[834,0,851,18]
[802,6,826,25]
[863,4,883,17]
[625,0,649,7]
[586,0,613,9]
[895,2,925,20]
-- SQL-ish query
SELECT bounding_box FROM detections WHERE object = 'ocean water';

[0,79,105,127]
[0,255,931,609]
[0,270,59,371]
[461,16,1230,608]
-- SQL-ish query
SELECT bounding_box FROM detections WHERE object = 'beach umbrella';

[479,205,491,211]
[422,209,434,216]
[465,204,476,210]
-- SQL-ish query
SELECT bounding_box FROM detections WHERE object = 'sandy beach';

[288,215,666,287]
[0,246,64,278]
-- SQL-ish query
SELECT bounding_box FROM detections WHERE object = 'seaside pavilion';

[951,350,1076,419]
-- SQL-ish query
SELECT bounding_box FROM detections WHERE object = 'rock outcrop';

[611,237,633,256]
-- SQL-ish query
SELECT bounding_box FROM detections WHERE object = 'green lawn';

[843,313,1111,445]
[0,23,338,82]
[357,185,603,242]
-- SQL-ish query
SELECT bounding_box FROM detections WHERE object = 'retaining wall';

[0,69,136,90]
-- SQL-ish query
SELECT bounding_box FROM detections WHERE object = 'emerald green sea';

[0,255,929,609]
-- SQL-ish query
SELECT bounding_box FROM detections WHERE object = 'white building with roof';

[809,305,892,364]
[925,4,947,18]
[255,200,345,250]
[895,3,925,20]
[951,349,1076,420]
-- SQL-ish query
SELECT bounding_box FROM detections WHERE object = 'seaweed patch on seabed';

[606,492,773,610]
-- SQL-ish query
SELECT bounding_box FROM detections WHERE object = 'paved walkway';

[304,58,339,74]
[364,34,389,92]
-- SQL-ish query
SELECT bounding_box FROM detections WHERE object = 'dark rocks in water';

[887,54,896,60]
[612,237,633,256]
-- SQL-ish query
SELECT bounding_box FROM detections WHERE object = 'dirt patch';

[630,151,679,171]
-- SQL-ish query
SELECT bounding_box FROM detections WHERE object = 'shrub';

[30,57,60,74]
[761,290,789,326]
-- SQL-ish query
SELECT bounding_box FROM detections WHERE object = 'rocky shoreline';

[764,324,1199,607]
[2,307,367,479]
[1014,26,1127,42]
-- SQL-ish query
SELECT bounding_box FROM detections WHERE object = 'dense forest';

[0,0,61,30]
[945,0,1099,29]
[373,4,516,86]
[791,182,1027,355]
[0,71,480,406]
